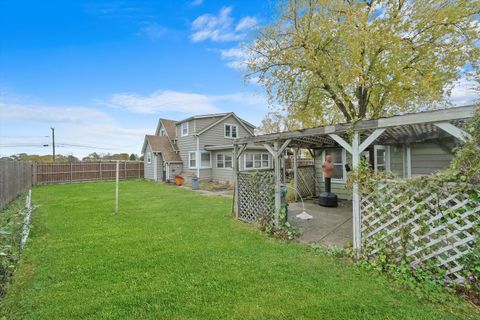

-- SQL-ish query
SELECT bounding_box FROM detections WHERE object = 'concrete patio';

[287,200,353,247]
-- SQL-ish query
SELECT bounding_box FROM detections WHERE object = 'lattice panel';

[297,166,315,198]
[361,180,480,282]
[237,171,275,223]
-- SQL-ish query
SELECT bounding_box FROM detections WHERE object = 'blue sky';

[0,0,477,157]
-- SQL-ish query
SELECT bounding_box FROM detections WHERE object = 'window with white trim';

[188,151,196,168]
[159,128,166,136]
[374,145,390,172]
[146,152,152,164]
[245,153,270,169]
[200,151,211,168]
[322,149,346,181]
[224,124,238,138]
[216,153,233,168]
[181,122,189,137]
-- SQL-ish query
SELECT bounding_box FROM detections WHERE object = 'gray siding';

[199,115,253,148]
[168,163,183,181]
[176,120,197,176]
[212,150,234,182]
[175,115,256,182]
[156,153,164,182]
[390,145,404,177]
[144,144,155,180]
[411,142,453,176]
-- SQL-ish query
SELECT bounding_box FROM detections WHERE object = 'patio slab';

[287,200,352,247]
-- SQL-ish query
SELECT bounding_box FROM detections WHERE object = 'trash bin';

[191,176,199,190]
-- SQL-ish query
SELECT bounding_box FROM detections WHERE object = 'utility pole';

[51,127,55,162]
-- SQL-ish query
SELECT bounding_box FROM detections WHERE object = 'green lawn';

[1,180,478,319]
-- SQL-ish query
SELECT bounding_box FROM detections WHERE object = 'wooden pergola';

[233,105,476,254]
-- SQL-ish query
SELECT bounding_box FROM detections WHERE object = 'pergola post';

[329,128,385,257]
[292,147,298,202]
[351,132,361,257]
[273,142,281,228]
[264,139,291,228]
[233,143,247,219]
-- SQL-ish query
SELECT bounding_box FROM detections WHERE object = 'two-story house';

[141,112,271,183]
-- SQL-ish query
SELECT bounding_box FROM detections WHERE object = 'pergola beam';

[434,122,471,143]
[328,134,353,154]
[359,128,386,153]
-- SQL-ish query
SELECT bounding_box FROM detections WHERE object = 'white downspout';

[196,135,200,178]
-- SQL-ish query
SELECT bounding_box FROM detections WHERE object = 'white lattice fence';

[361,180,480,282]
[297,166,315,198]
[237,170,275,222]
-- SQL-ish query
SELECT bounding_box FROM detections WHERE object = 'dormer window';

[181,122,189,137]
[225,124,238,138]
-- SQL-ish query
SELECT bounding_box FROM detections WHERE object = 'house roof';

[176,112,256,129]
[196,113,255,136]
[142,135,182,162]
[155,118,177,138]
[235,105,476,148]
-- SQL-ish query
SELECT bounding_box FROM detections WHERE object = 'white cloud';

[1,101,113,124]
[235,16,257,32]
[0,95,146,157]
[448,78,479,106]
[104,89,269,115]
[190,7,257,42]
[138,23,168,40]
[105,90,222,114]
[220,46,249,70]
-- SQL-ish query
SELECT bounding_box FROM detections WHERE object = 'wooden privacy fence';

[35,161,144,184]
[0,160,33,211]
[361,180,480,282]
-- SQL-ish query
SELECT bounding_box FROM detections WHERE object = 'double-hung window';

[200,151,211,168]
[216,153,233,168]
[224,124,238,138]
[245,153,270,169]
[188,151,196,168]
[181,122,189,136]
[374,145,390,172]
[146,152,152,164]
[322,149,346,181]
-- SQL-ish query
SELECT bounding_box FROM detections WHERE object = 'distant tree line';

[1,153,143,163]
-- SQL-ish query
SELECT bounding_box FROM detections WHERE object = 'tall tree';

[247,0,480,124]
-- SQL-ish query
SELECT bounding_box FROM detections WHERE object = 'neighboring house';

[141,113,270,183]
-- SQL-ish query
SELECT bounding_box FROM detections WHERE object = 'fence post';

[124,161,127,179]
[115,160,119,214]
[138,162,141,178]
[70,162,73,183]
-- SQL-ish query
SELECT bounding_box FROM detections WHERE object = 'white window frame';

[181,122,189,137]
[159,128,166,136]
[224,123,238,139]
[146,152,152,164]
[200,151,212,169]
[216,153,233,169]
[244,153,270,170]
[188,151,196,169]
[321,149,347,183]
[374,145,391,172]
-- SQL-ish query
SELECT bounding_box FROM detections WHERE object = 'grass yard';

[1,180,479,319]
